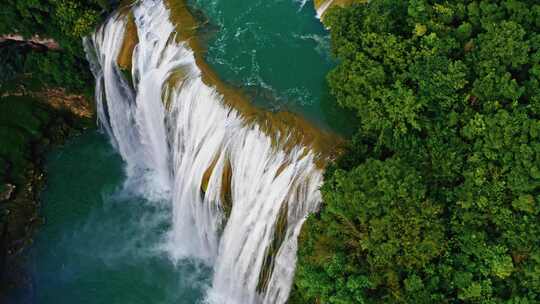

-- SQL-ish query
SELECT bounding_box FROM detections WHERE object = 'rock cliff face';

[0,35,60,50]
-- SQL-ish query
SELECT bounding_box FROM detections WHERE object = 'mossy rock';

[0,95,51,185]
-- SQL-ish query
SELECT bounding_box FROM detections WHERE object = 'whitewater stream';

[12,1,349,303]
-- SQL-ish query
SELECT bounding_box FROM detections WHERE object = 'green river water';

[189,0,354,133]
[11,1,348,303]
[12,132,210,303]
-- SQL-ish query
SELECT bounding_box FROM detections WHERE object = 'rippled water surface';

[189,0,353,132]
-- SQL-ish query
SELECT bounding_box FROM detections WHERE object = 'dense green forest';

[292,0,540,303]
[0,0,109,91]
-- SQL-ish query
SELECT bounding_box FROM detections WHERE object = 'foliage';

[0,0,107,43]
[0,42,93,92]
[0,96,52,186]
[293,1,540,303]
[0,0,111,91]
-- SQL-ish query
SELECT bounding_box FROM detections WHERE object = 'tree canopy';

[0,0,110,91]
[1,0,108,43]
[292,1,540,303]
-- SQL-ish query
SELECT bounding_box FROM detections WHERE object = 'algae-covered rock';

[117,11,139,89]
[0,184,15,202]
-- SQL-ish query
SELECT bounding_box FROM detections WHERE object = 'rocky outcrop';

[0,184,15,202]
[0,35,60,50]
[1,89,94,119]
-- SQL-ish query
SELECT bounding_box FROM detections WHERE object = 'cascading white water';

[84,3,173,201]
[85,1,325,303]
[316,0,334,19]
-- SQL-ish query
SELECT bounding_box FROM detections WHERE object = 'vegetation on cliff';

[293,1,540,303]
[1,0,110,91]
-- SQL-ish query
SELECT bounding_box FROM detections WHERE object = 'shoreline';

[0,89,95,298]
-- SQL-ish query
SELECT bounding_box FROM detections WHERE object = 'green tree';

[0,0,111,91]
[293,1,540,303]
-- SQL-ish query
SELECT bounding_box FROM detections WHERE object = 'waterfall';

[316,0,334,19]
[84,0,328,303]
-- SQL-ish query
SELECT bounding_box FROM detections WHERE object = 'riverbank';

[0,88,94,298]
[1,0,114,299]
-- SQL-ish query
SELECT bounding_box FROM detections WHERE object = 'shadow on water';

[8,131,211,304]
